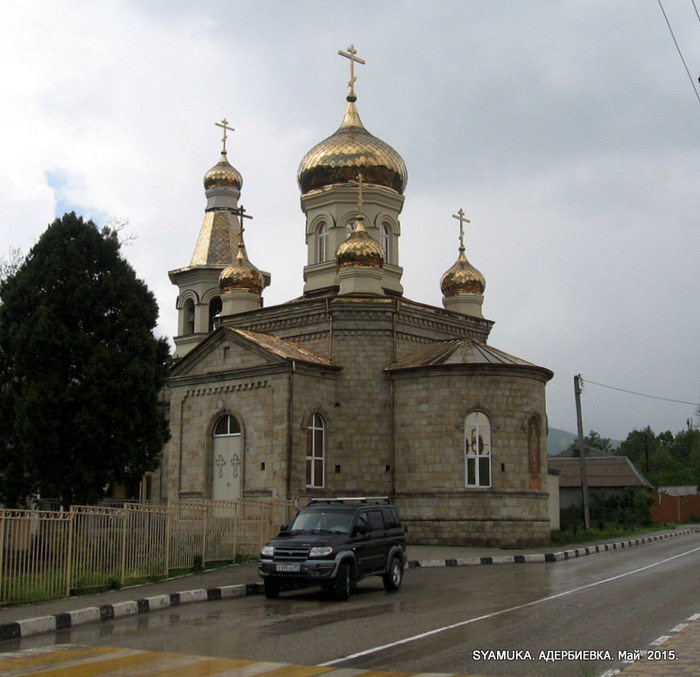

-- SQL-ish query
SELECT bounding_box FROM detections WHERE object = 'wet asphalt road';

[4,533,700,677]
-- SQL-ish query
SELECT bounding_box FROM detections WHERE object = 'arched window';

[465,411,491,488]
[209,296,222,331]
[184,298,195,335]
[306,413,325,488]
[316,222,329,263]
[380,222,391,263]
[213,414,241,437]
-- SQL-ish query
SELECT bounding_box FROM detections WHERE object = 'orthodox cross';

[235,204,253,235]
[338,44,365,97]
[452,208,470,250]
[348,173,365,217]
[230,453,241,478]
[215,118,235,154]
[215,454,226,478]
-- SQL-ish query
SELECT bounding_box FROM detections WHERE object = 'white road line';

[320,544,700,667]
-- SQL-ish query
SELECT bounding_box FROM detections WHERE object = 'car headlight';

[261,545,274,557]
[309,546,333,557]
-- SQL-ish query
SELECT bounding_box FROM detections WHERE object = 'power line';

[657,0,700,105]
[581,377,699,407]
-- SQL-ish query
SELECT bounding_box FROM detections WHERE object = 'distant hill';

[547,427,577,456]
[547,427,621,456]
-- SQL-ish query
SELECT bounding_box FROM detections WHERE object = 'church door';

[211,415,242,502]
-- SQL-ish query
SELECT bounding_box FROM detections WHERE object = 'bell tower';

[169,119,248,357]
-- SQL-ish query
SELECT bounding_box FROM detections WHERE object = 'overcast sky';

[1,0,699,442]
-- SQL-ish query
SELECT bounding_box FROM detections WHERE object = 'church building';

[161,46,554,546]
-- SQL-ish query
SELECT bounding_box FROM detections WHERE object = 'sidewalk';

[0,528,697,676]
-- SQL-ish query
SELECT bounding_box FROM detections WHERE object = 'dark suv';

[258,497,406,600]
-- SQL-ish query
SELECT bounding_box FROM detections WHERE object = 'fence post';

[202,503,208,567]
[164,505,172,577]
[0,513,5,602]
[120,508,128,586]
[65,509,75,597]
[232,501,239,560]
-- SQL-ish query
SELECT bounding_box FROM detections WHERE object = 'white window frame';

[306,413,325,488]
[465,411,491,488]
[316,222,329,263]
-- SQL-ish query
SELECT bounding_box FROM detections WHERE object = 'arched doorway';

[211,414,242,501]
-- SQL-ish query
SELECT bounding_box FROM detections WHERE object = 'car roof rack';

[307,496,390,506]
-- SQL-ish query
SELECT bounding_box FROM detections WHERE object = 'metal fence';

[0,499,295,605]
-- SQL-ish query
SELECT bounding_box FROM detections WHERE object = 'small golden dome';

[336,216,384,269]
[204,151,243,190]
[219,242,263,294]
[440,248,485,296]
[297,97,408,195]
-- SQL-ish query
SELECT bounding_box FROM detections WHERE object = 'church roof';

[224,327,341,369]
[548,456,652,489]
[386,338,550,374]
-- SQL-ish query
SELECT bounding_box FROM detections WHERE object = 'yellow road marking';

[17,649,167,676]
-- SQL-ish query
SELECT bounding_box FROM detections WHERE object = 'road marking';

[321,544,700,666]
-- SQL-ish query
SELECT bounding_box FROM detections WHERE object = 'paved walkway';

[0,529,697,676]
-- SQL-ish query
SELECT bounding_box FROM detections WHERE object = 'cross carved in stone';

[215,118,235,154]
[452,208,471,250]
[215,454,226,478]
[230,453,241,478]
[338,44,365,97]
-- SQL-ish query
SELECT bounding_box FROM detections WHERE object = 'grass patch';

[551,523,682,547]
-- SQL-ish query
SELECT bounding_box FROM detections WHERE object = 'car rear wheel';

[382,556,403,591]
[333,561,351,601]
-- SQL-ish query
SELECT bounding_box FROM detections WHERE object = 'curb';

[406,528,697,569]
[0,583,262,642]
[2,528,697,641]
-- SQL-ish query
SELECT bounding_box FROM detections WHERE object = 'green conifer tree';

[0,213,170,507]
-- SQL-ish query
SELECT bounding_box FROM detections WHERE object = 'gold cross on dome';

[349,173,365,216]
[452,208,471,249]
[215,118,235,154]
[338,44,365,97]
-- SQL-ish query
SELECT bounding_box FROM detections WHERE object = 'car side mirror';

[354,523,369,536]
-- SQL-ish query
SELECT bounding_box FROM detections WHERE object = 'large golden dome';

[297,96,408,195]
[204,151,243,190]
[336,215,384,269]
[440,248,485,296]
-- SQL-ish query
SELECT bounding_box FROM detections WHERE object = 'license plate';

[276,563,300,573]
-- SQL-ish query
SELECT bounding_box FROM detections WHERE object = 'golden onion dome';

[219,242,263,294]
[204,151,243,190]
[336,215,384,269]
[440,248,485,296]
[298,95,408,195]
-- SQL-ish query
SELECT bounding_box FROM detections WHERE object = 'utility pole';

[574,374,590,529]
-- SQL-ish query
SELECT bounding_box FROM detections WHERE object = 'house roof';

[548,456,652,489]
[386,338,552,376]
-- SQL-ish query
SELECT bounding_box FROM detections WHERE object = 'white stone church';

[158,47,554,546]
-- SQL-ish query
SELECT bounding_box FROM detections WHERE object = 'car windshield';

[290,510,353,533]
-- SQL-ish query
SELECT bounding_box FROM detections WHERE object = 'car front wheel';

[333,561,351,601]
[382,556,403,591]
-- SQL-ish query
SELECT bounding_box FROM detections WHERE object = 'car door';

[365,508,388,572]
